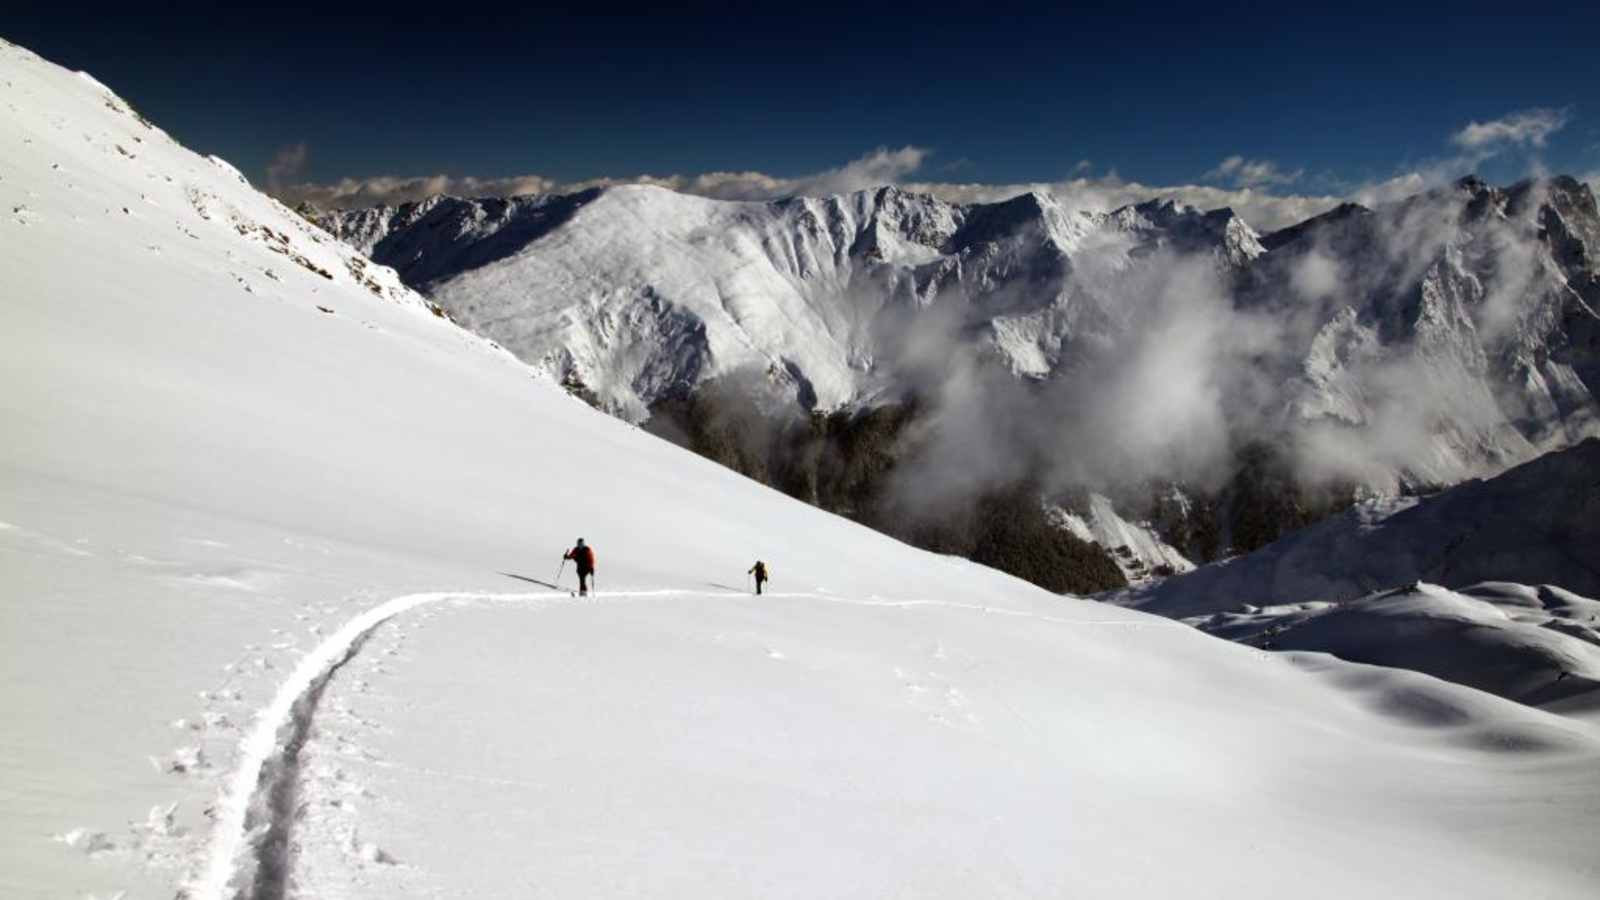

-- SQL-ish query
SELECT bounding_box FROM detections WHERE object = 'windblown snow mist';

[317,173,1600,569]
[887,177,1599,512]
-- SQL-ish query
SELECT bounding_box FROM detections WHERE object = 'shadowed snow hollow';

[1108,441,1600,715]
[1108,438,1600,619]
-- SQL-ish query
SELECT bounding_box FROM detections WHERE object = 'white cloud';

[789,146,928,196]
[265,142,308,192]
[272,101,1584,233]
[1450,107,1571,149]
[902,175,1341,232]
[1205,155,1302,188]
[1351,171,1432,207]
[1290,250,1343,301]
[274,147,930,211]
[280,172,568,209]
[269,147,1375,233]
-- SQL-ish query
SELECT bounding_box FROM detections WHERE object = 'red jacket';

[565,545,595,572]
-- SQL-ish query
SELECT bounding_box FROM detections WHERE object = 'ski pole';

[556,558,566,584]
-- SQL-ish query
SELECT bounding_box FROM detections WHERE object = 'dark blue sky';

[9,3,1597,194]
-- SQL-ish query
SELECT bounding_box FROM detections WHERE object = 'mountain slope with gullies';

[316,185,1267,418]
[317,174,1600,494]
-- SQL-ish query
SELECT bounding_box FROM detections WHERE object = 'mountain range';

[316,174,1600,489]
[312,170,1600,584]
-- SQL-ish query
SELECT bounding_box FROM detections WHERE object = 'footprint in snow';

[361,843,398,865]
[52,827,114,855]
[160,745,208,774]
[342,827,399,865]
[141,802,182,838]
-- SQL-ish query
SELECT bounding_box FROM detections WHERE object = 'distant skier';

[748,560,769,595]
[563,538,596,596]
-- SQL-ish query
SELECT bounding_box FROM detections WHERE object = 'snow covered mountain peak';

[1105,195,1266,264]
[315,181,1272,417]
[0,38,437,325]
[310,167,1599,493]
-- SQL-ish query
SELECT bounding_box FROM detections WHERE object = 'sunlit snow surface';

[3,37,1600,900]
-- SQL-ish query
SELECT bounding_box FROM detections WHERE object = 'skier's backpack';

[573,545,595,570]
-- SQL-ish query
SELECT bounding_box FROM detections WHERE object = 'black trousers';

[755,577,766,595]
[578,570,592,594]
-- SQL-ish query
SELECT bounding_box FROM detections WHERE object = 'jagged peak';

[1125,196,1196,223]
[1259,201,1372,251]
[1545,173,1589,195]
[948,190,1054,245]
[1505,174,1596,207]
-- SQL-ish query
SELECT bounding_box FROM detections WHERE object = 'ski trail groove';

[245,628,378,900]
[182,590,542,900]
[185,584,1176,899]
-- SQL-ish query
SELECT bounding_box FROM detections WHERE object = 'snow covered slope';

[1192,582,1600,715]
[6,38,1600,900]
[1049,493,1195,583]
[1107,441,1600,713]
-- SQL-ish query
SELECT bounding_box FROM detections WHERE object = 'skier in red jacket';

[563,538,596,596]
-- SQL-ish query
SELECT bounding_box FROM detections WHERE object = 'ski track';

[185,584,1185,898]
